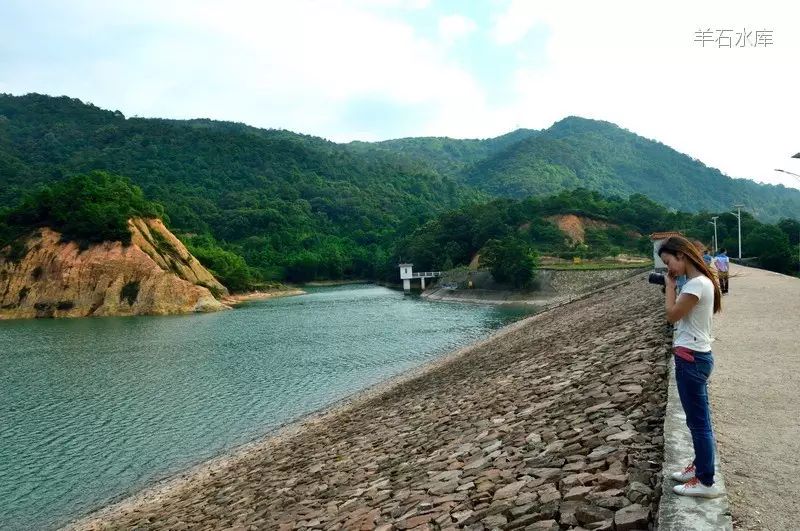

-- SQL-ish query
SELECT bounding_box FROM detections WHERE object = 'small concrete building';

[650,231,684,271]
[398,263,441,293]
[399,263,413,291]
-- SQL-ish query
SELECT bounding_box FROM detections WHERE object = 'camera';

[648,272,666,286]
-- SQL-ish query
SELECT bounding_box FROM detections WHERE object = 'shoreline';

[422,266,647,308]
[66,270,667,530]
[421,287,569,307]
[301,279,373,287]
[220,287,306,305]
[64,296,545,530]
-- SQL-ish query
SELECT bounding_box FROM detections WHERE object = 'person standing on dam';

[659,235,723,498]
[715,249,730,294]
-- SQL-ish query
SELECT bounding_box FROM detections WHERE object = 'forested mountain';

[0,94,482,285]
[1,93,797,288]
[349,128,538,177]
[395,188,800,278]
[362,117,800,223]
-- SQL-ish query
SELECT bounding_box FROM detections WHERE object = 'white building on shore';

[398,263,441,293]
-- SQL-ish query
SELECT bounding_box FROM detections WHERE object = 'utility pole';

[709,216,719,254]
[731,205,744,260]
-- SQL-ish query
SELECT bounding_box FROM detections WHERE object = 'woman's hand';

[665,272,676,291]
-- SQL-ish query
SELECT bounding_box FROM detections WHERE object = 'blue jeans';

[674,351,716,485]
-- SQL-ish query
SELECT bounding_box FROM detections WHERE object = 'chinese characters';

[694,28,773,48]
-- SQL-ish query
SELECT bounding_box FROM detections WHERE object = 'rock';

[525,433,542,445]
[606,430,636,442]
[587,445,618,460]
[527,468,562,480]
[614,504,650,531]
[487,499,514,516]
[451,510,474,524]
[563,485,594,501]
[560,472,593,490]
[509,503,536,517]
[575,504,615,525]
[427,480,459,496]
[557,501,581,526]
[585,401,614,414]
[541,440,564,454]
[463,457,490,471]
[563,461,586,472]
[430,470,462,482]
[538,489,561,504]
[0,219,230,319]
[585,519,614,530]
[481,514,507,527]
[515,491,537,505]
[493,480,526,500]
[586,489,624,501]
[593,496,630,510]
[596,472,628,489]
[395,514,432,529]
[523,519,560,530]
[625,481,653,504]
[483,440,502,454]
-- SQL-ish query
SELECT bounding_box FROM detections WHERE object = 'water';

[0,284,532,530]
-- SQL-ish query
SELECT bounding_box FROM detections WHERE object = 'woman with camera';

[659,235,723,498]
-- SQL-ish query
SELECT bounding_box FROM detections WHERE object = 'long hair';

[659,235,722,314]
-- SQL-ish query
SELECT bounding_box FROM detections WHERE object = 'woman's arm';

[665,276,699,324]
[666,293,699,324]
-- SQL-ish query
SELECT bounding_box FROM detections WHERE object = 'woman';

[659,235,722,498]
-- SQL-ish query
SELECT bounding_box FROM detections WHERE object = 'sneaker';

[672,477,722,498]
[670,463,696,482]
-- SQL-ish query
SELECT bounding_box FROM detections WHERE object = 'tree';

[743,225,794,274]
[482,236,538,288]
[777,218,800,246]
[2,171,164,246]
[184,234,253,292]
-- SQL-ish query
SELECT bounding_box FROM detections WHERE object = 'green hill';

[396,188,800,276]
[358,117,800,223]
[1,93,797,285]
[0,94,482,285]
[348,128,539,177]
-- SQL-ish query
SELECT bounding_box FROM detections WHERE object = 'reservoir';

[0,284,532,530]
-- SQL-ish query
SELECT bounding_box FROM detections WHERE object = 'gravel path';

[710,264,800,530]
[69,274,669,531]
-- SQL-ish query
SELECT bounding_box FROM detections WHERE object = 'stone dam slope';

[72,273,668,531]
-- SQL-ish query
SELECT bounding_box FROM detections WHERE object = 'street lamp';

[709,216,719,254]
[730,205,744,260]
[775,168,800,273]
[775,168,800,182]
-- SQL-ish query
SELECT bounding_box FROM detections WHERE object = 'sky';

[2,0,800,190]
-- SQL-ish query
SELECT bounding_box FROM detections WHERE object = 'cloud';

[484,0,800,189]
[490,1,539,45]
[1,0,798,190]
[438,14,477,45]
[0,0,491,139]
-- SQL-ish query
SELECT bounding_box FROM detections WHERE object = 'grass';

[539,261,652,271]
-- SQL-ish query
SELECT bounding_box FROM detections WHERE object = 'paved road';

[711,264,800,530]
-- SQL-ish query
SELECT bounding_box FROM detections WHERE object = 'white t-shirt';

[673,275,714,352]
